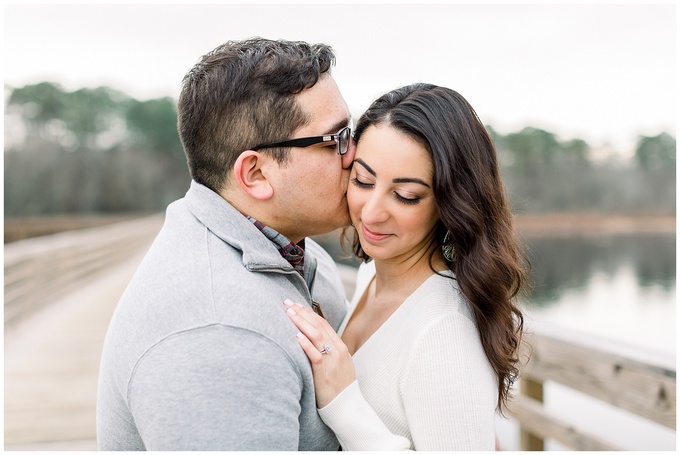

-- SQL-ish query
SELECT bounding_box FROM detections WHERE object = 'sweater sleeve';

[318,381,412,451]
[128,325,305,450]
[401,312,498,450]
[319,312,497,451]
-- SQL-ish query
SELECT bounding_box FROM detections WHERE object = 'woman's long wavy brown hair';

[346,83,531,413]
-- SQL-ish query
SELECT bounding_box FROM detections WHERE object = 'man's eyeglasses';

[253,126,352,156]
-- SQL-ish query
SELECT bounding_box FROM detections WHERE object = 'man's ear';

[232,150,274,200]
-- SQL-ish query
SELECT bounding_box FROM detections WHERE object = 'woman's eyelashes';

[351,176,372,188]
[394,193,421,205]
[350,177,422,205]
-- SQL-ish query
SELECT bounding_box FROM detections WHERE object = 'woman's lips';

[361,224,391,242]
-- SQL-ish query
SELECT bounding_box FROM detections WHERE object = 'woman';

[285,83,529,450]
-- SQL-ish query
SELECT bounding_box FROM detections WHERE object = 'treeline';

[490,127,676,214]
[5,83,189,215]
[4,82,676,216]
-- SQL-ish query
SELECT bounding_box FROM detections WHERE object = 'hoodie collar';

[184,180,294,271]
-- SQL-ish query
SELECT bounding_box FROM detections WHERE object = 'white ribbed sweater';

[318,261,498,451]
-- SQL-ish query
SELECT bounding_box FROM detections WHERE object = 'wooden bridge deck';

[4,216,163,450]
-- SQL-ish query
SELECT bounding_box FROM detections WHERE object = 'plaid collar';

[245,215,305,277]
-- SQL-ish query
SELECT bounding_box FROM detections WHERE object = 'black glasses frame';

[253,126,352,155]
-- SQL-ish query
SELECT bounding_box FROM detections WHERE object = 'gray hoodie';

[96,180,347,450]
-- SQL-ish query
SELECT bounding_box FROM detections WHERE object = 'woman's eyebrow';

[354,158,376,176]
[355,159,431,188]
[393,177,431,188]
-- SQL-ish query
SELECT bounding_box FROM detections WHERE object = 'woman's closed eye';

[351,176,373,188]
[394,192,421,205]
[352,177,422,205]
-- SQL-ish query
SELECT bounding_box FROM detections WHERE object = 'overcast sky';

[3,2,677,153]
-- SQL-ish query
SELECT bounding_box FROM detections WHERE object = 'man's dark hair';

[177,37,336,192]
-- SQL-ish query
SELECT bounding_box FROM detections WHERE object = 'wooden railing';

[512,322,676,450]
[4,215,164,327]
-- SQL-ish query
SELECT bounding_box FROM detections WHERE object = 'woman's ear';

[232,150,274,200]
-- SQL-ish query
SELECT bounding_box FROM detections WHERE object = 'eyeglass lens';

[338,127,350,155]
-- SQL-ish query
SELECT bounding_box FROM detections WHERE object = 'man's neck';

[222,190,305,244]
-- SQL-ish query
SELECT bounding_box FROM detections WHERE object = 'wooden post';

[520,376,545,451]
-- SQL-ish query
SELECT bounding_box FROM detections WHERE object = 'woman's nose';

[361,191,389,225]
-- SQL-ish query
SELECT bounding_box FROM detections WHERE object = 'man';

[96,38,355,450]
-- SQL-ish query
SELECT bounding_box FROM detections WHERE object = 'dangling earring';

[442,231,454,262]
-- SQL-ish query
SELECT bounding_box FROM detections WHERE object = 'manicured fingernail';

[286,307,296,316]
[283,299,294,307]
[296,332,304,339]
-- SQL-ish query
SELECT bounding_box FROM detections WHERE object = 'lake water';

[522,231,676,355]
[315,229,677,450]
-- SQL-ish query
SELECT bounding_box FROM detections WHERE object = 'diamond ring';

[319,343,332,355]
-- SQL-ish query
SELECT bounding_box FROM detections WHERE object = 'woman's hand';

[284,299,356,408]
